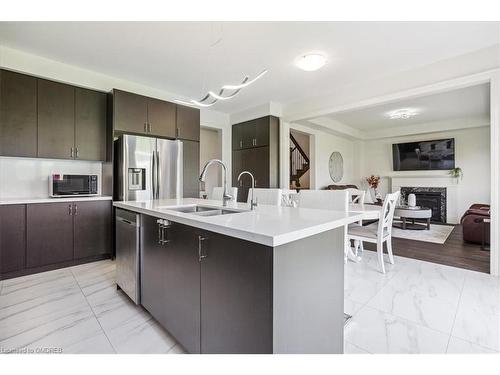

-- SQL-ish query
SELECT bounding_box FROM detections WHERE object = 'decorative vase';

[408,193,416,207]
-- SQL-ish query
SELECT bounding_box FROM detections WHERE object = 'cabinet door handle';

[198,235,207,261]
[157,219,162,244]
[157,219,171,245]
[68,204,72,216]
[148,123,152,133]
[74,204,78,216]
[75,147,79,158]
[176,127,180,138]
[253,138,256,146]
[144,123,148,132]
[239,140,242,148]
[162,222,171,244]
[70,147,74,158]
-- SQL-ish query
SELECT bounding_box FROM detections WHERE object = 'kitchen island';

[113,198,362,354]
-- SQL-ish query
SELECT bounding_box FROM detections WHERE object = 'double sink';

[159,204,246,217]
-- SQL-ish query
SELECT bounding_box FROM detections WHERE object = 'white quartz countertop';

[113,198,362,247]
[0,196,113,205]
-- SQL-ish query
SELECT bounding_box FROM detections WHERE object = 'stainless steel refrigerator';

[115,134,183,201]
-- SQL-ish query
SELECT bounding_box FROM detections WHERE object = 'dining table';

[346,203,383,262]
[348,203,383,220]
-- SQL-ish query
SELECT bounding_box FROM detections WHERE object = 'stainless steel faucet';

[199,159,232,207]
[237,171,257,210]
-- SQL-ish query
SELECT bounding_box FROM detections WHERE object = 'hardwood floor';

[364,224,490,273]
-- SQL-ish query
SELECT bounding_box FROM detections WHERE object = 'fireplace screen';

[400,187,447,223]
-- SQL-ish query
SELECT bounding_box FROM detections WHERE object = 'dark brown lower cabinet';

[141,214,170,329]
[140,214,273,354]
[27,203,74,268]
[0,200,112,277]
[73,201,112,259]
[0,204,26,274]
[200,232,273,354]
[141,217,201,353]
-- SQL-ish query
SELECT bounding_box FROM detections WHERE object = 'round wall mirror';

[329,152,343,182]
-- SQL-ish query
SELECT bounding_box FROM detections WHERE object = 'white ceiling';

[321,83,491,130]
[0,22,498,113]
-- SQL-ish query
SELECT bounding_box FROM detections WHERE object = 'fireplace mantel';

[390,176,459,224]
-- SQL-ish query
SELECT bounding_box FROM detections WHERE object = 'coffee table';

[394,206,432,230]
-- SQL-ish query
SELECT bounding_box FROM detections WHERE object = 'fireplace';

[400,187,447,223]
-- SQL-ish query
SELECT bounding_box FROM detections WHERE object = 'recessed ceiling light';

[387,108,419,120]
[295,53,327,72]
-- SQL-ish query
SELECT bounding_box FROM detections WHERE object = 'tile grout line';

[444,274,466,353]
[346,263,462,353]
[69,266,118,354]
[345,340,373,354]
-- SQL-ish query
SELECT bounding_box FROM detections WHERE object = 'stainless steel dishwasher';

[115,208,141,304]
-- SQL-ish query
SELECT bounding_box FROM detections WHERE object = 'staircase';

[290,133,310,188]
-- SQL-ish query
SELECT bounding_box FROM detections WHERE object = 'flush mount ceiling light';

[387,108,419,120]
[175,70,268,108]
[295,53,327,72]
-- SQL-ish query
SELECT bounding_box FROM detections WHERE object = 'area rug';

[391,222,455,244]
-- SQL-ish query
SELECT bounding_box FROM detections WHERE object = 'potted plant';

[449,167,463,182]
[366,175,382,203]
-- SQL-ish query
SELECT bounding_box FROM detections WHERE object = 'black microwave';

[49,174,98,197]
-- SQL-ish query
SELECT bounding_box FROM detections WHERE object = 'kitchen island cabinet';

[115,198,360,354]
[142,217,201,353]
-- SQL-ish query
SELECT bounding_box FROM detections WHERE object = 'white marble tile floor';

[1,251,499,354]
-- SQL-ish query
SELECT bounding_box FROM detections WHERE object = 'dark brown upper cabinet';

[75,88,107,161]
[176,104,200,142]
[113,89,148,134]
[0,70,38,157]
[113,89,178,139]
[37,79,76,159]
[232,116,278,150]
[232,116,279,202]
[148,97,176,138]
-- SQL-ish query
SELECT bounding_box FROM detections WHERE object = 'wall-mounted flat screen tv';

[392,138,455,171]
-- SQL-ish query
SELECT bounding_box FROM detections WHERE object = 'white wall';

[361,126,491,218]
[200,128,222,197]
[0,157,102,198]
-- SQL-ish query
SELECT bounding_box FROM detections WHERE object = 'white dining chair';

[347,188,365,204]
[299,190,350,263]
[347,188,365,256]
[210,186,238,202]
[347,191,400,274]
[281,189,299,207]
[248,188,282,206]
